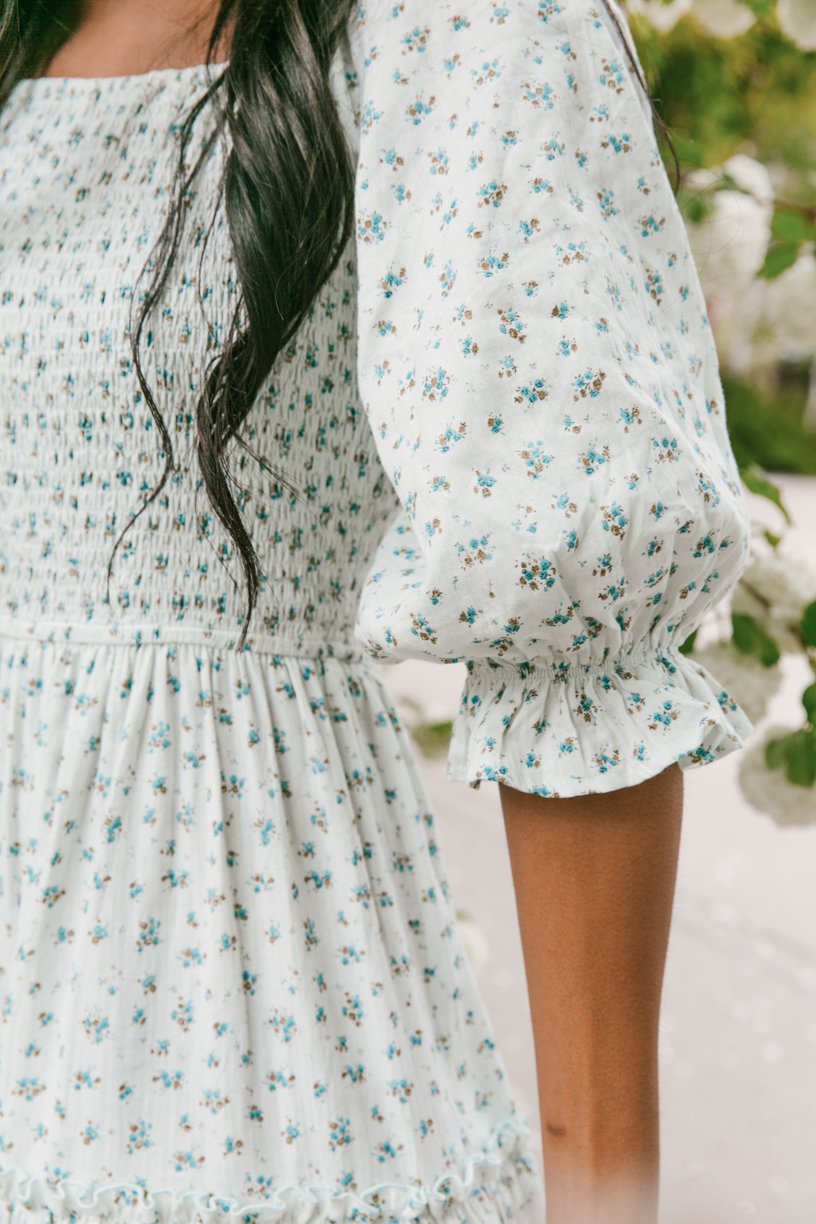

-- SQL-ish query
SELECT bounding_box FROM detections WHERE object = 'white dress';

[0,0,753,1220]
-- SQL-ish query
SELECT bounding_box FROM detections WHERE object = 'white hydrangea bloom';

[721,152,776,208]
[706,276,779,376]
[691,639,783,725]
[738,724,816,828]
[777,0,816,50]
[685,168,773,296]
[761,245,816,361]
[683,166,721,195]
[691,0,758,37]
[731,547,816,655]
[682,157,787,372]
[624,0,693,32]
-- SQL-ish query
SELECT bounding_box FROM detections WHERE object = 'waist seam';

[0,615,368,661]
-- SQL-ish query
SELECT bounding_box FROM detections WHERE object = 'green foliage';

[764,727,816,787]
[758,242,803,279]
[803,682,816,726]
[410,718,454,758]
[770,210,816,245]
[802,601,816,647]
[739,463,792,522]
[627,8,816,180]
[732,612,782,665]
[759,209,816,279]
[740,0,780,16]
[722,371,816,475]
[678,626,698,655]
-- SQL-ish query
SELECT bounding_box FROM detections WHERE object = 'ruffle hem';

[0,1118,543,1223]
[446,644,755,796]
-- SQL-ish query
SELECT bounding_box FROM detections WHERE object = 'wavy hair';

[0,0,678,650]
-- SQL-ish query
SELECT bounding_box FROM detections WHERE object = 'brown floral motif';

[460,539,491,569]
[578,442,611,473]
[575,690,600,725]
[600,505,627,539]
[478,181,508,208]
[497,307,527,342]
[403,26,431,53]
[406,95,436,123]
[517,555,558,592]
[572,362,606,396]
[647,705,681,732]
[619,403,643,431]
[428,149,449,175]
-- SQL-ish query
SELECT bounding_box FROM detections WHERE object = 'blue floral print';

[0,0,752,1219]
[349,0,754,797]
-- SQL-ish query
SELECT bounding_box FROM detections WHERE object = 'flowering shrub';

[627,0,816,823]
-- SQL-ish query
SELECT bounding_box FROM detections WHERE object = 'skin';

[501,761,684,1224]
[39,0,227,77]
[43,6,686,1222]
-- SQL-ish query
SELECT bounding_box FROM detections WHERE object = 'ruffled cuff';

[446,646,755,797]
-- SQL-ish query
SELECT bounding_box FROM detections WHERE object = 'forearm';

[500,762,684,1224]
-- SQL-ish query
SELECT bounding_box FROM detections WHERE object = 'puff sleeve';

[346,0,755,797]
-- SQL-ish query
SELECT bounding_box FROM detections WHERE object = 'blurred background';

[377,3,816,1221]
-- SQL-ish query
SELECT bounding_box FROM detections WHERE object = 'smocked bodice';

[0,60,399,655]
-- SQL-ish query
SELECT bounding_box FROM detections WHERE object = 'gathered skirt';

[0,623,545,1222]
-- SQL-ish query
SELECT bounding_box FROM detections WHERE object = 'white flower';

[691,0,757,38]
[761,245,816,362]
[624,0,693,32]
[685,173,772,297]
[682,156,789,372]
[731,547,816,655]
[705,275,779,376]
[454,908,491,973]
[738,724,816,828]
[691,638,782,725]
[683,166,721,195]
[777,0,816,50]
[721,152,776,209]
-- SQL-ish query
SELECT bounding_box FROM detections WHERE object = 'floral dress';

[0,0,753,1220]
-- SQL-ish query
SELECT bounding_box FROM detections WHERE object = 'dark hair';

[0,0,678,650]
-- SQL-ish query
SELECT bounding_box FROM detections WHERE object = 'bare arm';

[500,762,684,1224]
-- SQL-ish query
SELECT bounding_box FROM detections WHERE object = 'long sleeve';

[346,0,755,797]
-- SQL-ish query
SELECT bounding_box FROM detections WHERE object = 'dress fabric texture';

[0,0,753,1220]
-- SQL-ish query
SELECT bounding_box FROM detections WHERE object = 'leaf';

[738,0,776,14]
[757,630,782,667]
[671,133,707,170]
[764,728,816,788]
[731,612,757,653]
[757,241,803,280]
[770,208,816,245]
[803,683,816,727]
[784,731,816,788]
[411,719,453,758]
[739,463,792,523]
[683,193,711,225]
[764,732,790,770]
[678,627,698,655]
[731,613,781,666]
[802,601,816,648]
[762,529,782,548]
